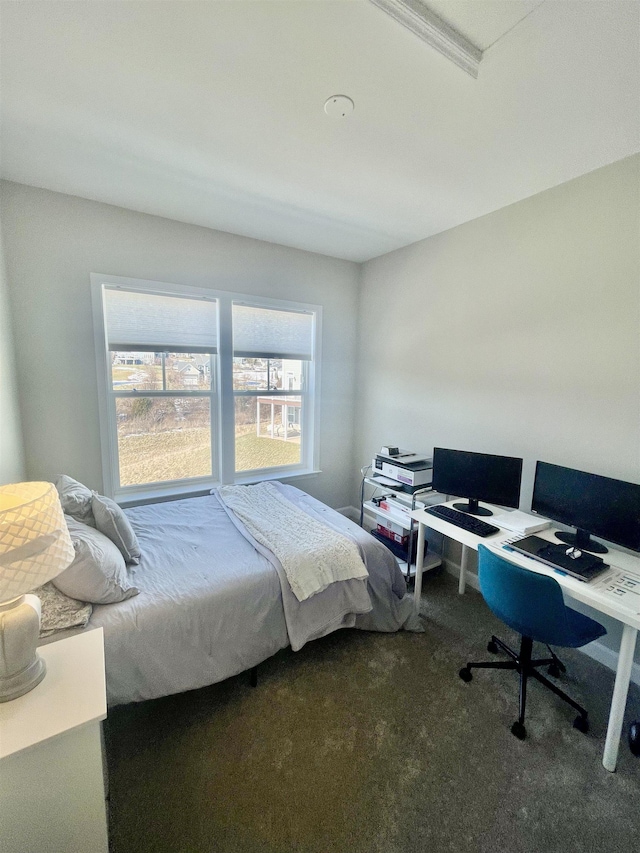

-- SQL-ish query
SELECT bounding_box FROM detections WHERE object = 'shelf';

[370,529,414,561]
[397,553,442,577]
[361,471,444,581]
[365,476,434,497]
[363,500,411,530]
[370,530,440,577]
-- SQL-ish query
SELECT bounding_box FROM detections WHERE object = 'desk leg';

[603,624,637,772]
[414,521,425,612]
[459,545,470,595]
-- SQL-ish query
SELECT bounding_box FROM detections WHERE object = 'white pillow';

[53,516,139,604]
[92,493,141,565]
[55,475,96,528]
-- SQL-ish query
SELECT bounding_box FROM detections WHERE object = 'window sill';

[116,481,216,508]
[116,469,322,507]
[233,468,321,486]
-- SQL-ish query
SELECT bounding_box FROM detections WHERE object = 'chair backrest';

[477,545,572,646]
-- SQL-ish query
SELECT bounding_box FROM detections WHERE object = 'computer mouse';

[630,721,640,757]
[566,547,582,560]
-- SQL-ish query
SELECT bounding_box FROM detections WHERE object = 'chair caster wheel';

[459,667,473,683]
[511,721,526,740]
[573,715,589,734]
[487,640,499,654]
[629,721,640,756]
[548,664,561,678]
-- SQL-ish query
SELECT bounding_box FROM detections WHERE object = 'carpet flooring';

[105,572,640,853]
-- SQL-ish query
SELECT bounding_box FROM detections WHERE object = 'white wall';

[0,181,359,509]
[357,155,639,491]
[356,153,640,657]
[0,223,25,483]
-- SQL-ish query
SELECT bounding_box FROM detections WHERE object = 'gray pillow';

[55,474,96,528]
[91,493,141,565]
[53,516,139,604]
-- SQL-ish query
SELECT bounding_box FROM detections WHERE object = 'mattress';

[78,486,420,706]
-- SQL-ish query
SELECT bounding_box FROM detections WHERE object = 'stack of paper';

[491,510,551,535]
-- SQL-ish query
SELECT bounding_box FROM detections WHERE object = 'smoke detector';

[324,95,354,118]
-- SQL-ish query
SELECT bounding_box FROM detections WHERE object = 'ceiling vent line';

[369,0,483,78]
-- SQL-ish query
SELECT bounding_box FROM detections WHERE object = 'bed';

[44,482,421,706]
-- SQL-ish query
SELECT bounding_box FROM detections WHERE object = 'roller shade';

[233,304,313,360]
[104,288,218,353]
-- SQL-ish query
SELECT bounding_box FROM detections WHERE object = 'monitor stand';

[452,498,493,517]
[555,528,608,555]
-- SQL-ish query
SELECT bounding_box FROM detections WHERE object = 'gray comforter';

[87,485,420,706]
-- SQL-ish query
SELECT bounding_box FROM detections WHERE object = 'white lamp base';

[0,594,46,702]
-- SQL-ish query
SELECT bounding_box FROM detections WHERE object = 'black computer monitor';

[531,461,640,555]
[432,448,523,517]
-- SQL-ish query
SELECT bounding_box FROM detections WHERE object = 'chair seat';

[498,601,607,648]
[479,547,608,649]
[561,605,607,648]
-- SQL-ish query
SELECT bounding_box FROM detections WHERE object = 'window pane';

[111,353,163,390]
[233,357,268,390]
[112,352,212,391]
[232,357,302,391]
[235,395,302,472]
[165,354,212,390]
[115,397,212,486]
[269,359,302,391]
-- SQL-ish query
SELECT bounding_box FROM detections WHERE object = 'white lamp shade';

[0,482,75,601]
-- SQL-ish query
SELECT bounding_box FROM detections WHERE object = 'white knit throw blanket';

[218,483,368,601]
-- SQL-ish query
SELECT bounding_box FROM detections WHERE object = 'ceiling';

[1,1,638,262]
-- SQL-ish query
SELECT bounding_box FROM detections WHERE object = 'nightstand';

[0,628,108,853]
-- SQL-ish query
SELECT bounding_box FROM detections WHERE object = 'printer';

[372,448,433,488]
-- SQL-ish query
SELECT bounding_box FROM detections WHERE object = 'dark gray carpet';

[105,572,639,853]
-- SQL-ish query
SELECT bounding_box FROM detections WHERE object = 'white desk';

[411,501,640,773]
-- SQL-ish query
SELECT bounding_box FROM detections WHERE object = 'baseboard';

[582,638,640,686]
[443,560,640,687]
[443,559,480,591]
[338,505,360,522]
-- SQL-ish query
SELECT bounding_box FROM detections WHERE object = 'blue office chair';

[459,544,607,740]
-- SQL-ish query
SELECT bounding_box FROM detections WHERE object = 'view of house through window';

[112,352,214,486]
[94,278,319,498]
[231,302,313,476]
[233,357,303,472]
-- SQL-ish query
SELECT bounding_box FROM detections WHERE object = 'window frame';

[91,274,322,503]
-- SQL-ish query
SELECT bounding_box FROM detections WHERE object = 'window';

[92,276,321,501]
[232,303,313,474]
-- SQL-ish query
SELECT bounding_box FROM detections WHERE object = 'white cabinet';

[0,629,108,853]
